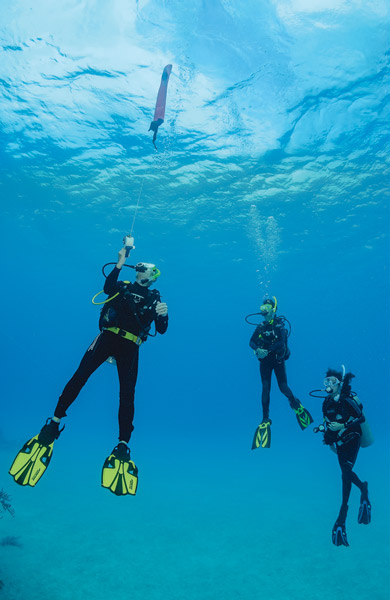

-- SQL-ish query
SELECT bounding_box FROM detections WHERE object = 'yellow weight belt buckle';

[104,327,142,346]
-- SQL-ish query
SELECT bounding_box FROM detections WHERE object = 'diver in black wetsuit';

[249,297,312,449]
[9,238,169,493]
[52,240,168,446]
[313,368,372,547]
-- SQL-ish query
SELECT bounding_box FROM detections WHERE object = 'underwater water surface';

[0,1,389,599]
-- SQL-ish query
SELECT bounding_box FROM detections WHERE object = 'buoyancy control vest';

[99,281,160,341]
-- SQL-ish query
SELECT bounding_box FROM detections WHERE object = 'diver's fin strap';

[294,404,314,430]
[104,327,143,346]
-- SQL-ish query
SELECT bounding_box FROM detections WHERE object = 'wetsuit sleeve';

[343,396,365,432]
[249,326,262,350]
[104,267,121,296]
[155,313,168,334]
[153,291,168,335]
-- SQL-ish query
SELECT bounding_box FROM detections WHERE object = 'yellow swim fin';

[9,419,62,487]
[101,444,138,496]
[9,435,53,486]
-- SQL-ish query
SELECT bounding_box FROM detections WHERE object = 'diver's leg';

[115,341,139,444]
[54,332,112,418]
[259,360,272,421]
[332,435,360,544]
[332,434,362,545]
[338,433,371,524]
[274,361,298,408]
[351,471,364,489]
[337,433,361,509]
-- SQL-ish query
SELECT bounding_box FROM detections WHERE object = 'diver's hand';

[327,421,344,432]
[255,348,268,359]
[156,302,168,317]
[116,247,127,269]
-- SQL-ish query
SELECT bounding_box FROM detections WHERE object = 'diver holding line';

[248,296,313,449]
[9,236,169,496]
[311,367,373,546]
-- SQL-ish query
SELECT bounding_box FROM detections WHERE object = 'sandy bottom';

[1,437,389,600]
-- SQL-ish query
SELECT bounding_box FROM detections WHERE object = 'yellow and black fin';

[9,419,62,487]
[9,435,54,487]
[101,444,138,496]
[294,403,314,430]
[251,420,272,449]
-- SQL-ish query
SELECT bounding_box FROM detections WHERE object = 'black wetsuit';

[249,317,296,420]
[322,394,366,512]
[54,267,168,443]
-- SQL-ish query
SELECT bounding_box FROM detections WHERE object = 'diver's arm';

[116,249,125,270]
[104,267,121,295]
[340,397,366,434]
[344,414,366,431]
[103,248,125,295]
[249,326,262,350]
[149,292,168,335]
[328,397,365,436]
[155,314,168,334]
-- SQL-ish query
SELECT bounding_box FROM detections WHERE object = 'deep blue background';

[0,1,389,599]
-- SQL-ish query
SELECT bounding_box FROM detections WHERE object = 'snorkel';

[330,364,345,401]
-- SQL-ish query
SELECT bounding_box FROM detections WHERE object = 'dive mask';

[323,376,341,393]
[260,296,277,316]
[260,303,274,315]
[135,262,161,284]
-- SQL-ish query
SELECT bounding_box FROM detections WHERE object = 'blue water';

[1,1,389,598]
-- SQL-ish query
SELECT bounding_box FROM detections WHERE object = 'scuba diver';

[311,367,372,547]
[9,237,168,496]
[248,296,313,449]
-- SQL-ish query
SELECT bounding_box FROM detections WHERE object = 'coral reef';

[0,489,15,518]
[0,536,22,548]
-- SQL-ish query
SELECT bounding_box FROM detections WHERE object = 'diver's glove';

[255,348,268,360]
[156,302,168,317]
